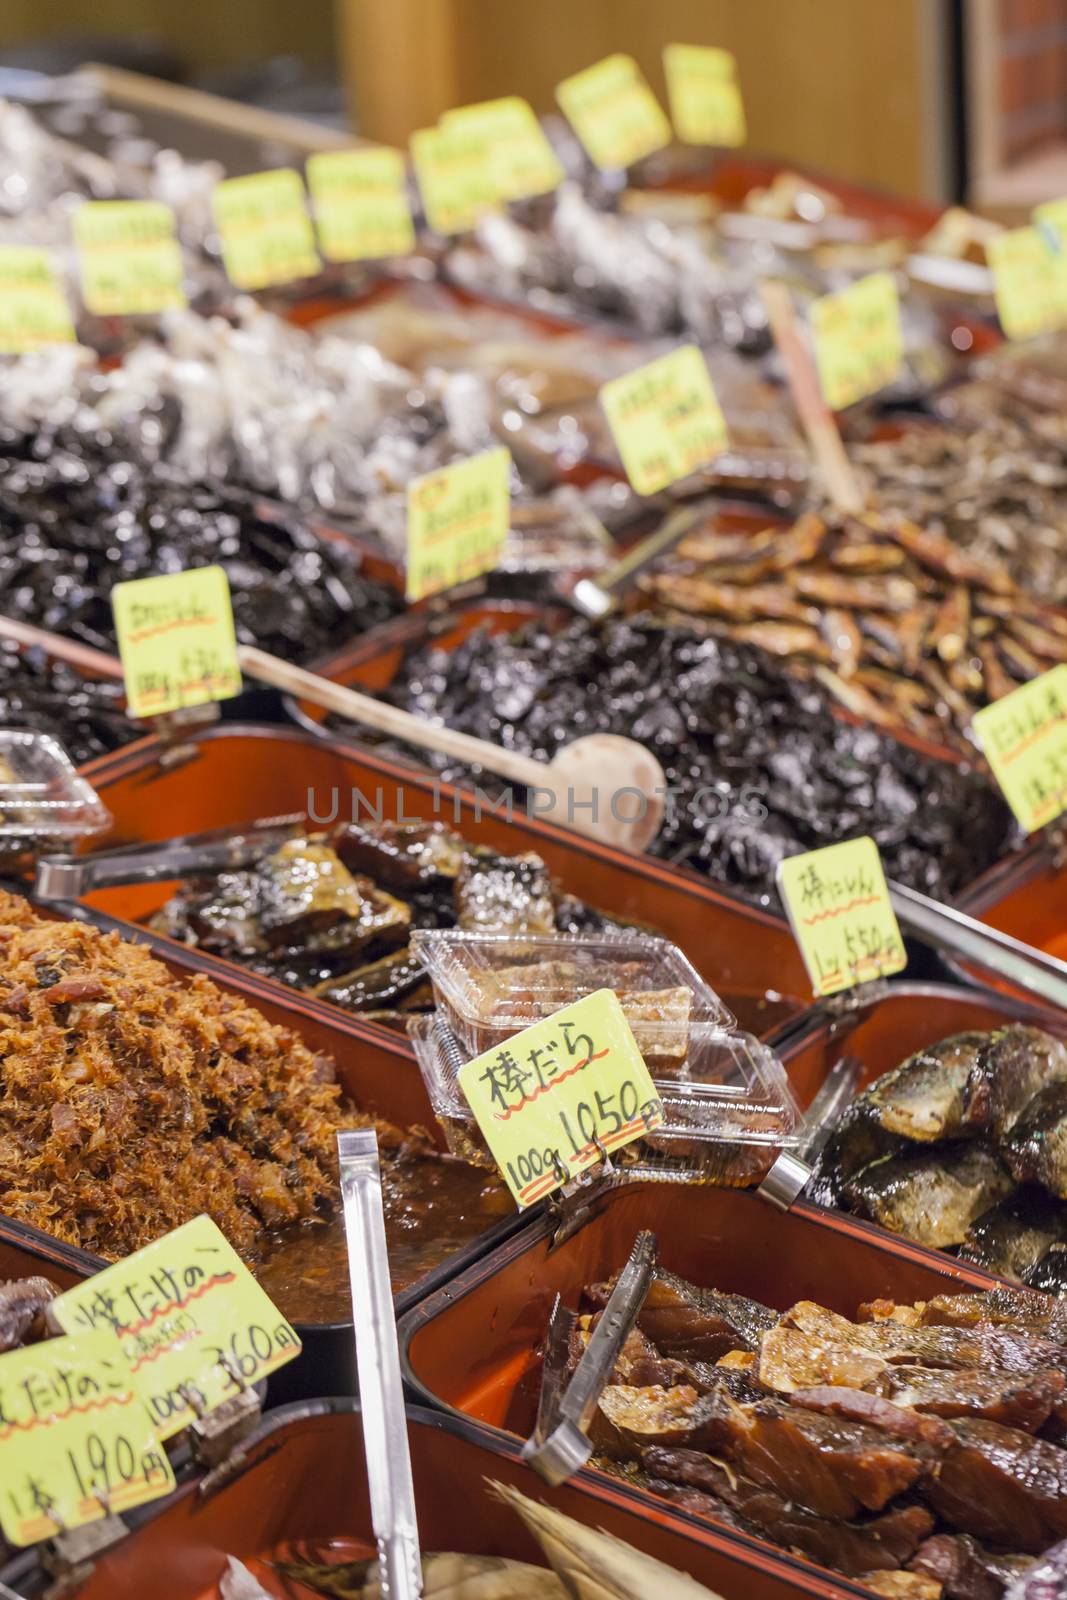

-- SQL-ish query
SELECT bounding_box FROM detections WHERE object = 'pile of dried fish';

[580,1260,1066,1594]
[641,507,1067,752]
[363,615,1015,907]
[811,1025,1067,1292]
[0,642,132,765]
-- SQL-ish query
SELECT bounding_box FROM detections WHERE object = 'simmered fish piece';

[807,1100,906,1207]
[453,848,557,936]
[964,1026,1067,1141]
[586,1267,776,1362]
[866,1032,989,1141]
[331,819,465,888]
[921,1418,1067,1553]
[917,1285,1067,1335]
[1000,1082,1067,1199]
[781,1301,1067,1374]
[958,1188,1067,1283]
[312,948,428,1011]
[1027,1242,1067,1295]
[161,867,266,955]
[909,1534,1034,1600]
[841,1143,1014,1249]
[643,1446,934,1579]
[256,841,413,956]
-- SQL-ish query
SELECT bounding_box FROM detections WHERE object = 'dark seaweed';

[330,616,1017,908]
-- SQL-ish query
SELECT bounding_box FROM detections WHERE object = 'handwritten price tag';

[444,96,564,201]
[556,54,671,172]
[663,44,746,147]
[212,169,319,290]
[0,246,76,353]
[411,123,498,236]
[810,271,903,411]
[406,445,510,601]
[988,225,1067,341]
[306,146,415,262]
[111,565,241,719]
[600,345,728,495]
[0,1332,173,1546]
[73,200,186,317]
[972,665,1067,832]
[52,1217,302,1440]
[459,989,664,1207]
[777,837,906,998]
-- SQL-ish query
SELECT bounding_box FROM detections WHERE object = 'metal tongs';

[757,1054,862,1209]
[33,816,305,903]
[338,1129,422,1600]
[522,1229,657,1486]
[570,507,703,619]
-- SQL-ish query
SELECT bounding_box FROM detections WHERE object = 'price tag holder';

[988,225,1067,341]
[0,246,76,353]
[458,989,665,1208]
[777,837,907,999]
[111,565,241,719]
[972,665,1067,832]
[0,1331,174,1546]
[52,1216,302,1441]
[212,169,319,291]
[73,200,187,317]
[306,146,415,262]
[406,445,510,602]
[556,54,671,172]
[410,123,499,236]
[663,44,746,147]
[809,270,903,410]
[444,96,564,201]
[599,345,728,496]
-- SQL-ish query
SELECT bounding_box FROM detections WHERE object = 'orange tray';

[76,722,813,1041]
[0,1399,858,1600]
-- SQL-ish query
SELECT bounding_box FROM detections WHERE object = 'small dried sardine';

[812,665,902,729]
[829,542,908,575]
[978,639,1016,702]
[726,622,832,659]
[820,608,862,675]
[646,575,818,626]
[930,585,970,663]
[888,517,1016,595]
[841,1144,1014,1249]
[1009,615,1067,663]
[792,572,918,612]
[1000,1081,1067,1199]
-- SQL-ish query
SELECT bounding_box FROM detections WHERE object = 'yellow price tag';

[410,123,498,235]
[73,200,186,317]
[111,565,242,720]
[663,44,746,147]
[809,270,903,410]
[212,169,319,291]
[444,97,564,201]
[52,1217,302,1441]
[1036,196,1067,251]
[306,146,415,262]
[988,225,1067,341]
[777,837,907,998]
[556,54,671,172]
[971,665,1067,832]
[458,989,665,1208]
[0,1331,174,1546]
[406,446,510,602]
[0,246,76,353]
[599,344,728,496]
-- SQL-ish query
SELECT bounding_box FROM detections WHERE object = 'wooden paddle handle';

[0,615,125,680]
[760,281,864,516]
[237,645,551,790]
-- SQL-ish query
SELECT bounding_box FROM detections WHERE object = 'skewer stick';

[0,615,125,680]
[760,280,864,515]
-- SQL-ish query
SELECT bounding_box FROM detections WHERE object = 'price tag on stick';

[406,446,510,602]
[809,270,903,411]
[307,146,415,262]
[459,989,665,1207]
[51,1216,302,1440]
[74,200,187,316]
[556,54,671,172]
[663,44,746,147]
[972,665,1067,832]
[777,837,907,998]
[988,225,1067,341]
[599,345,728,496]
[111,565,241,719]
[444,97,564,201]
[410,123,498,235]
[0,1332,174,1546]
[0,246,76,353]
[212,169,319,291]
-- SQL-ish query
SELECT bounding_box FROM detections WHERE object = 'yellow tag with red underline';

[73,200,186,316]
[972,664,1067,832]
[556,54,671,172]
[444,97,564,201]
[777,837,907,998]
[307,146,415,261]
[0,246,76,352]
[663,44,746,147]
[810,270,903,410]
[212,168,319,290]
[406,446,510,601]
[111,565,241,719]
[600,344,728,495]
[52,1217,301,1440]
[410,123,499,235]
[0,1331,174,1545]
[458,990,664,1208]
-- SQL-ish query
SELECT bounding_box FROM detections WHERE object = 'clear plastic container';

[0,732,111,865]
[410,928,734,1062]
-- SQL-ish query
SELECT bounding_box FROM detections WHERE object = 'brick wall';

[998,0,1067,160]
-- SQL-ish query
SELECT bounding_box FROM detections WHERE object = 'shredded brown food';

[0,891,406,1260]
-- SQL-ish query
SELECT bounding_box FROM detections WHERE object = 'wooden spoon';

[237,645,667,854]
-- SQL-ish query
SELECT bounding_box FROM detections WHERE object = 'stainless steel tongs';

[522,1229,657,1486]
